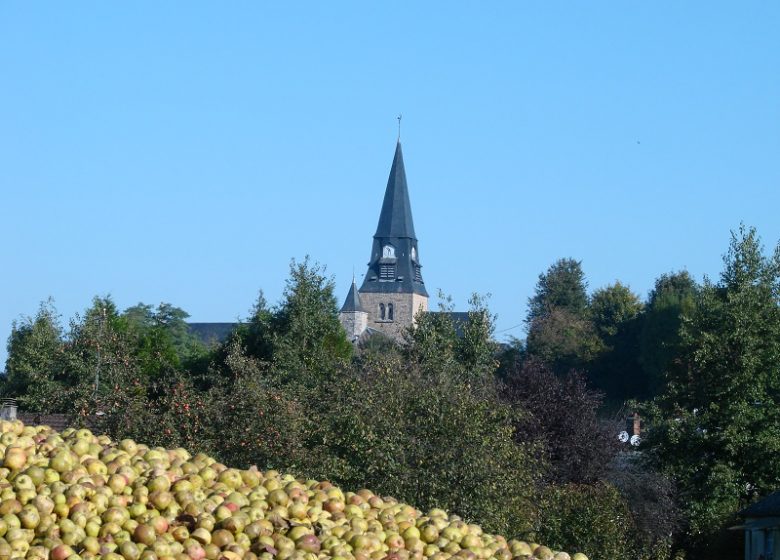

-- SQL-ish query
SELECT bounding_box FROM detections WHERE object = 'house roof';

[374,142,416,240]
[741,491,780,517]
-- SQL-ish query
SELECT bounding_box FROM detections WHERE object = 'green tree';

[3,299,66,411]
[456,293,499,380]
[590,282,643,338]
[588,282,645,402]
[527,258,589,323]
[642,225,780,557]
[308,357,541,537]
[525,259,600,374]
[639,271,699,397]
[525,308,603,375]
[267,258,352,384]
[404,292,460,378]
[123,302,207,381]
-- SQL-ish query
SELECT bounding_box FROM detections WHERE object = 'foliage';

[3,299,66,411]
[527,258,589,324]
[239,257,352,384]
[607,455,679,560]
[638,271,698,397]
[502,359,617,484]
[404,292,460,377]
[590,282,643,338]
[534,482,637,560]
[641,225,780,557]
[206,340,310,471]
[588,282,645,403]
[306,357,541,537]
[525,308,604,375]
[456,293,499,380]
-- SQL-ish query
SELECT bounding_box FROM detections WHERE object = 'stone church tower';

[339,141,429,341]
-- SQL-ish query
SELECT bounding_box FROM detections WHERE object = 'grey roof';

[374,142,416,239]
[187,322,237,345]
[429,311,472,337]
[340,280,366,313]
[359,142,427,297]
[741,491,780,517]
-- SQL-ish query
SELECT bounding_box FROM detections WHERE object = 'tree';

[266,258,352,384]
[308,356,542,537]
[525,308,603,375]
[590,282,643,339]
[3,299,65,411]
[639,271,699,398]
[456,293,499,380]
[588,282,645,402]
[527,258,589,324]
[123,302,207,381]
[641,225,780,557]
[503,359,618,484]
[525,259,600,374]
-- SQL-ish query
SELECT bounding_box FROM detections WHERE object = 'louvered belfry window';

[414,265,422,283]
[380,264,395,280]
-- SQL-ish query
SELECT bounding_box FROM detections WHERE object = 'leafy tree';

[525,308,603,375]
[503,359,617,484]
[456,293,499,380]
[588,282,645,402]
[404,292,460,378]
[639,271,699,397]
[527,258,589,323]
[206,340,309,471]
[590,282,643,338]
[3,299,65,411]
[308,356,541,537]
[123,302,207,381]
[263,258,353,384]
[535,482,637,560]
[641,225,780,557]
[525,259,600,374]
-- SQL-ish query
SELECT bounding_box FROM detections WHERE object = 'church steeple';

[360,141,427,298]
[350,137,430,341]
[374,142,417,240]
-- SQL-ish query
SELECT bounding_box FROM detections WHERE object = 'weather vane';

[397,114,402,141]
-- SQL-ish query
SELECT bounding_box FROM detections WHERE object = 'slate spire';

[374,141,417,240]
[340,277,366,313]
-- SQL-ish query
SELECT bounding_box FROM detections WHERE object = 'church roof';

[187,322,237,345]
[340,279,366,313]
[374,142,417,239]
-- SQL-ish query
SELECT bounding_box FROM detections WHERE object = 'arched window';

[383,245,396,258]
[379,303,385,320]
[388,303,394,321]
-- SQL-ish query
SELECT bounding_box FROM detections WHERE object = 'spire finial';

[397,114,402,141]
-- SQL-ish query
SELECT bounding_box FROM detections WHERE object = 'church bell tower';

[355,141,429,339]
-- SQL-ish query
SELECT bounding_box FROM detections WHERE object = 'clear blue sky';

[2,2,779,368]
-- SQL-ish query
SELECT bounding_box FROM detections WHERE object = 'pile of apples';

[0,420,588,560]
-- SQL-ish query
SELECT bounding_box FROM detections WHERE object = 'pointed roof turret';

[374,142,417,239]
[340,278,366,313]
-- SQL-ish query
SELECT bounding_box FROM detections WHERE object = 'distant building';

[740,492,780,560]
[338,141,430,342]
[188,139,464,346]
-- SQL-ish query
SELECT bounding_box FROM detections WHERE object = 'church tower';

[356,141,429,339]
[339,277,369,343]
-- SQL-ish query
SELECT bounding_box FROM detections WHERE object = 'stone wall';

[360,291,428,340]
[339,310,369,342]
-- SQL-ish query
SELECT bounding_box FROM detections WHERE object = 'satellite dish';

[618,431,629,443]
[630,435,641,447]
